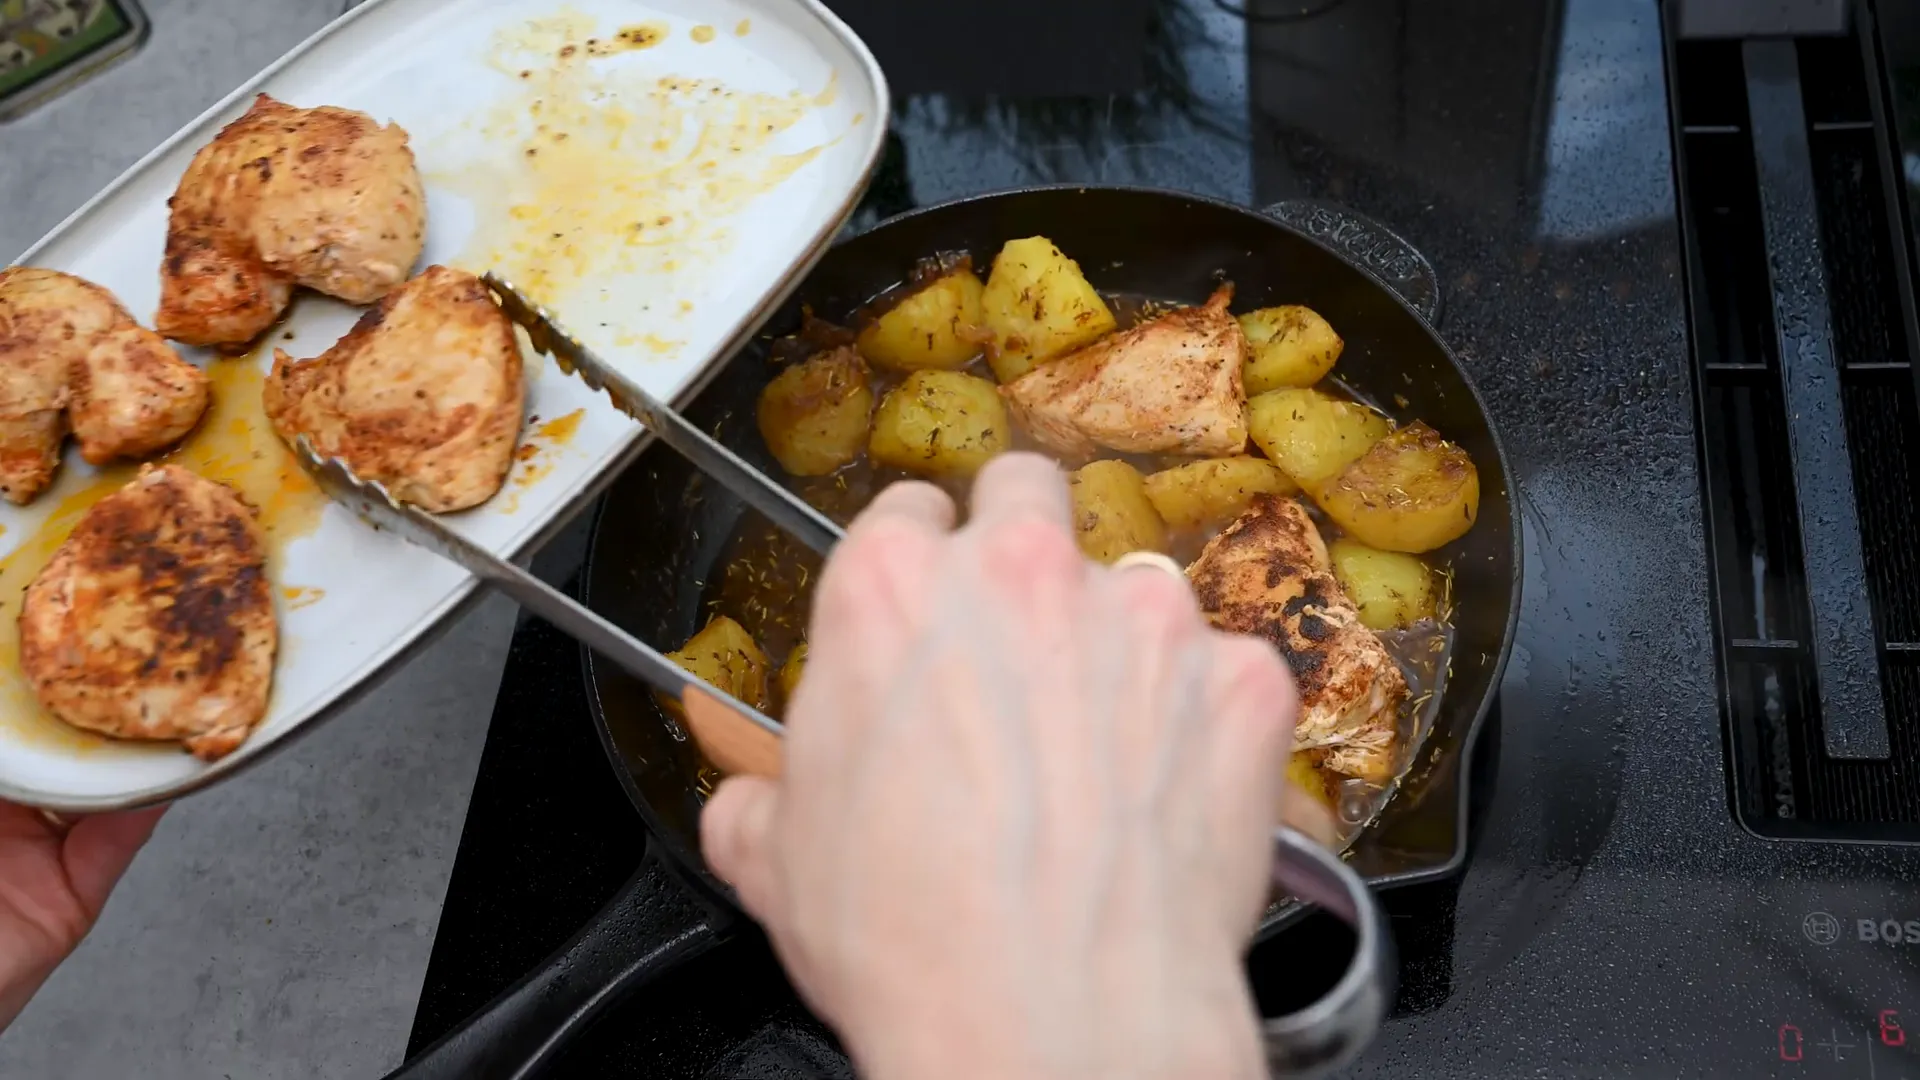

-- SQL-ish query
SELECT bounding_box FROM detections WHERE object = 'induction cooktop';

[405,1,1920,1076]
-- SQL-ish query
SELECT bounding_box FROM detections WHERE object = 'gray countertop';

[0,2,507,1076]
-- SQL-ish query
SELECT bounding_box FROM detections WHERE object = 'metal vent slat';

[1742,38,1889,759]
[1665,5,1920,841]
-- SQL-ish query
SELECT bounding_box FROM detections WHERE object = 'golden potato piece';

[665,615,771,715]
[1283,752,1338,846]
[1068,459,1168,563]
[1246,387,1390,488]
[1315,422,1480,553]
[778,642,808,705]
[1286,752,1333,810]
[869,370,1011,477]
[856,266,987,371]
[756,346,874,477]
[1328,538,1436,629]
[1142,456,1298,531]
[1240,305,1343,394]
[980,237,1117,382]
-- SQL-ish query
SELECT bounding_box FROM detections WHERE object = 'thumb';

[63,804,168,922]
[699,776,782,924]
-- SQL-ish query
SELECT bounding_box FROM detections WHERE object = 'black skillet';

[385,185,1522,1079]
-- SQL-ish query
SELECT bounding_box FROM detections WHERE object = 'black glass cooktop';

[407,1,1920,1076]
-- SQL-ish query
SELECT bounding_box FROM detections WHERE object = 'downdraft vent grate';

[1666,8,1920,841]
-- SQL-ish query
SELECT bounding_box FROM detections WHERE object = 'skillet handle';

[382,843,725,1080]
[1259,200,1443,326]
[1261,826,1396,1078]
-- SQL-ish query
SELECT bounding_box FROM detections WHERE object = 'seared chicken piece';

[19,465,276,761]
[1001,284,1249,458]
[0,268,210,504]
[156,94,426,349]
[263,265,524,513]
[0,272,77,505]
[1187,495,1407,781]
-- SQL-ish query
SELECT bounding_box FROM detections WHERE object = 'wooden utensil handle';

[682,686,784,779]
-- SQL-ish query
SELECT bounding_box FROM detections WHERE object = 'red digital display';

[1881,1010,1905,1048]
[1779,1023,1803,1062]
[1774,1011,1913,1062]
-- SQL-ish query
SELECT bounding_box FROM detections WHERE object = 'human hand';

[0,801,166,1030]
[702,452,1297,1080]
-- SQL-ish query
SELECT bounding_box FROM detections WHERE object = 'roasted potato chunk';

[856,266,987,371]
[1315,422,1480,553]
[1328,538,1436,629]
[1141,456,1297,531]
[1246,387,1390,488]
[868,370,1011,477]
[980,237,1117,382]
[1240,305,1343,393]
[778,642,808,705]
[1283,752,1338,846]
[1069,459,1168,563]
[665,615,771,715]
[1286,752,1333,809]
[756,347,873,476]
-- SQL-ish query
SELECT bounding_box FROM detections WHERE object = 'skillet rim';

[581,181,1524,907]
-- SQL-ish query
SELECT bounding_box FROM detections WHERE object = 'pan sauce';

[694,279,1460,846]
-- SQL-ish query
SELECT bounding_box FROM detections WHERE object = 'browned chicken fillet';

[1186,494,1406,781]
[0,268,210,504]
[1001,284,1250,458]
[156,94,426,349]
[19,465,276,761]
[263,265,525,513]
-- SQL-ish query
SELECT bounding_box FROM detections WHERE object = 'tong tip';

[482,273,579,361]
[478,271,530,317]
[290,435,403,517]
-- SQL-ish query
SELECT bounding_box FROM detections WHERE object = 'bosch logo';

[1803,911,1841,946]
[1799,910,1920,946]
[1857,919,1920,945]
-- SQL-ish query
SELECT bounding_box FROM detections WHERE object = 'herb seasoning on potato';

[1328,539,1437,630]
[1143,456,1296,531]
[663,615,771,719]
[979,237,1117,382]
[1240,305,1343,394]
[856,265,988,372]
[1069,459,1168,564]
[869,370,1010,477]
[1314,422,1480,553]
[756,345,875,476]
[1247,387,1392,488]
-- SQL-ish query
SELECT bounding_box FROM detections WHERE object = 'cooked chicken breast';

[19,465,276,761]
[1186,494,1406,781]
[0,273,76,506]
[156,94,426,349]
[0,268,210,504]
[1001,284,1250,459]
[263,265,524,513]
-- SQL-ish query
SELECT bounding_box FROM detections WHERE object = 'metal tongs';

[481,274,844,557]
[289,275,1391,1080]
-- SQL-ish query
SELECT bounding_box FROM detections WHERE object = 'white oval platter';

[2,0,887,811]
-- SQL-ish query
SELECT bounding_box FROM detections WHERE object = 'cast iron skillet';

[387,185,1522,1079]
